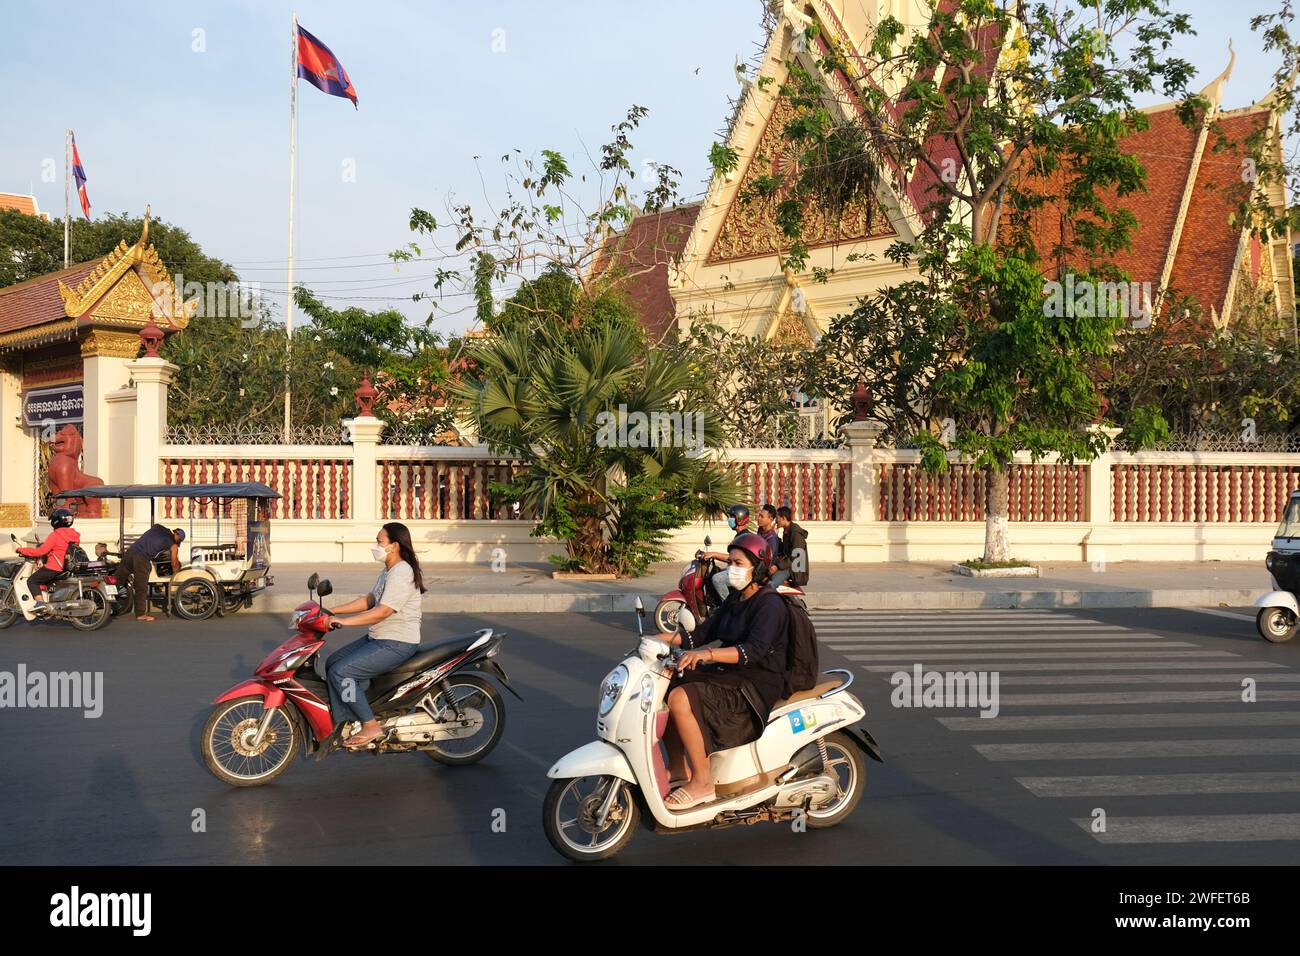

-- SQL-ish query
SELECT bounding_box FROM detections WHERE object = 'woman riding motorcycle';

[16,508,80,611]
[660,532,789,810]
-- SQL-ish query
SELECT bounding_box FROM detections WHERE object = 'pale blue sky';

[0,0,1284,333]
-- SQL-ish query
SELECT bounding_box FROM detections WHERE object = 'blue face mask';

[727,515,737,530]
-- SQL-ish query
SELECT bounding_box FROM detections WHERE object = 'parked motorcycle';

[542,599,881,862]
[201,574,520,786]
[0,534,114,632]
[1254,489,1300,642]
[653,534,806,634]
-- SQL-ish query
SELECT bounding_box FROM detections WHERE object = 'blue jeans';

[325,635,417,726]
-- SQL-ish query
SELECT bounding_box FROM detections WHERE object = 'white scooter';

[1253,489,1300,643]
[0,533,113,632]
[543,598,881,861]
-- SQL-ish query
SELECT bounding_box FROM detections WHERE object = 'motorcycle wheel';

[653,599,683,634]
[201,696,299,786]
[543,775,640,862]
[174,579,220,621]
[422,675,505,765]
[67,587,111,632]
[0,590,17,629]
[804,732,867,829]
[1257,607,1297,643]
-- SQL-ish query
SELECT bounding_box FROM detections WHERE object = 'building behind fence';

[3,356,1296,564]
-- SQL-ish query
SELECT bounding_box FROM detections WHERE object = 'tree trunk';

[982,467,1010,563]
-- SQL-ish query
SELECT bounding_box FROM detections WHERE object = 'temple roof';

[0,192,49,220]
[0,211,196,353]
[593,203,701,343]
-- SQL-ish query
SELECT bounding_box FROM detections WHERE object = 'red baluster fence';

[378,457,530,521]
[161,457,352,519]
[877,460,1088,522]
[726,457,852,522]
[1111,461,1300,522]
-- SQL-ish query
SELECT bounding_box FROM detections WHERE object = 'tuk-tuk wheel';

[174,579,220,621]
[1256,607,1297,643]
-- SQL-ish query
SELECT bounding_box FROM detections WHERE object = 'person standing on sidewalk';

[125,524,184,622]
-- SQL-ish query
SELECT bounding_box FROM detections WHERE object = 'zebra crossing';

[811,608,1300,847]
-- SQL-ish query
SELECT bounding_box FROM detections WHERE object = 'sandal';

[665,786,715,811]
[344,728,385,749]
[135,615,156,622]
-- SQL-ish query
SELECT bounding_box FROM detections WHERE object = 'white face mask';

[371,544,390,563]
[726,563,752,590]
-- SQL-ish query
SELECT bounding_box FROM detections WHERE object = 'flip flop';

[665,786,715,811]
[136,615,156,622]
[344,729,384,749]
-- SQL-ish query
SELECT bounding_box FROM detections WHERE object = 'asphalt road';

[0,602,1297,865]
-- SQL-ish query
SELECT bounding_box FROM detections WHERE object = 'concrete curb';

[246,587,1262,615]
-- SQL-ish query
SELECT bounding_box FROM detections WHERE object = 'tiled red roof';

[0,261,97,335]
[594,203,700,343]
[0,192,40,217]
[1166,110,1267,320]
[1019,105,1267,326]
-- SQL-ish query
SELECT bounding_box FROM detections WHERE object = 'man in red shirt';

[17,508,81,609]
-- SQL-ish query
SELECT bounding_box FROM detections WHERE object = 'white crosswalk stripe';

[812,608,1300,846]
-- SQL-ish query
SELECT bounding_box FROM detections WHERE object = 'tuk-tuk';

[1254,489,1300,643]
[55,482,278,621]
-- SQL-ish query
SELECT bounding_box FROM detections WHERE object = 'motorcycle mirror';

[307,572,320,592]
[317,579,333,598]
[704,535,712,548]
[678,609,696,634]
[634,595,645,617]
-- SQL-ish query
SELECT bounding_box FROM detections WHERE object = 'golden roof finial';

[141,204,151,247]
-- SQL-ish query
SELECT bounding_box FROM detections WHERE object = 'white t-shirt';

[367,560,423,644]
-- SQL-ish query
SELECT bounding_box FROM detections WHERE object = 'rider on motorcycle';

[700,504,753,604]
[660,532,789,811]
[16,508,80,611]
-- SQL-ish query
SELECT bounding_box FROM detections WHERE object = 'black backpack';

[781,595,819,697]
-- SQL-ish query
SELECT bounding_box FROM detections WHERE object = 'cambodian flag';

[296,25,357,108]
[70,133,90,219]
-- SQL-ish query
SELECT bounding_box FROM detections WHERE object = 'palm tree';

[456,317,739,575]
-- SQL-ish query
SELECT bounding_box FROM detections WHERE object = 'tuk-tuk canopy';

[55,483,281,500]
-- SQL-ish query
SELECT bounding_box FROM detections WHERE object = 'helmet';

[172,528,186,543]
[725,504,750,531]
[49,508,74,529]
[728,532,772,586]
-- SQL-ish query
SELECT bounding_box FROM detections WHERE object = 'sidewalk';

[254,560,1270,613]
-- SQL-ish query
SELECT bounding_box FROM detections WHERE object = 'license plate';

[103,585,117,597]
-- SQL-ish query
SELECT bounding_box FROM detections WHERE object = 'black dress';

[672,587,789,754]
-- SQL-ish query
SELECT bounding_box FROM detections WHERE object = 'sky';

[0,0,1287,334]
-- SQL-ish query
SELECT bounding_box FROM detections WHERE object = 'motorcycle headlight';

[639,673,656,713]
[599,665,628,717]
[1267,554,1276,571]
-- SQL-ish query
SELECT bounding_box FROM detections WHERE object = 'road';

[0,603,1297,864]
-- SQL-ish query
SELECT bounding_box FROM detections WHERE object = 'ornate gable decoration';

[706,96,895,264]
[56,211,197,330]
[769,307,816,348]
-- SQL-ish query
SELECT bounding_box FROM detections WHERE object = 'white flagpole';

[63,130,70,269]
[284,12,298,443]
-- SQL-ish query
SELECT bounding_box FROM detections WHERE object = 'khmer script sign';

[22,385,84,426]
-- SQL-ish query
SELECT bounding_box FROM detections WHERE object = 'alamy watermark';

[1043,275,1153,328]
[595,404,706,453]
[890,664,1000,718]
[0,665,102,718]
[150,274,261,325]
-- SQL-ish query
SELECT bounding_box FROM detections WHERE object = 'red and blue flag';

[70,133,90,219]
[296,25,357,108]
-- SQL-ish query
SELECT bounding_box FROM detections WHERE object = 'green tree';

[719,1,1198,561]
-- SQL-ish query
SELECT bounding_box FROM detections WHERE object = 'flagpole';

[284,12,298,443]
[63,130,70,269]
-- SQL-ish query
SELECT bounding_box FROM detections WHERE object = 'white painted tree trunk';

[983,468,1010,563]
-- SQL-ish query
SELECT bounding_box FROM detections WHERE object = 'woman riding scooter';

[660,532,789,810]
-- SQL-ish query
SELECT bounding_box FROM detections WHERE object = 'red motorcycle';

[653,535,805,633]
[201,574,520,787]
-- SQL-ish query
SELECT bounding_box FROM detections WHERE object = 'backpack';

[781,595,819,697]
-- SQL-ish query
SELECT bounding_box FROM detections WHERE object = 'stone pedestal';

[343,416,386,525]
[838,419,887,561]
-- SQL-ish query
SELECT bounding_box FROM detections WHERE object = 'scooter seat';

[385,634,480,677]
[771,676,847,714]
